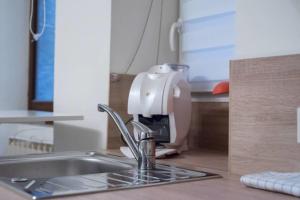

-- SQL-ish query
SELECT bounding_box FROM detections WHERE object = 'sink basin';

[0,153,132,179]
[0,152,220,199]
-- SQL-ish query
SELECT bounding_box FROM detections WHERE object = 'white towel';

[240,171,300,197]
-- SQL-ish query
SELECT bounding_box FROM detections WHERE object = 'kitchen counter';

[0,150,297,200]
[0,110,83,123]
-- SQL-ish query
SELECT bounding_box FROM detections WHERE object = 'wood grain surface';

[188,102,229,151]
[108,74,135,149]
[229,54,300,175]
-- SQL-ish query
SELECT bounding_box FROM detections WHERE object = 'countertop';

[0,150,297,200]
[0,110,83,123]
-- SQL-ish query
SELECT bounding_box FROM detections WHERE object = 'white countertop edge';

[0,110,84,123]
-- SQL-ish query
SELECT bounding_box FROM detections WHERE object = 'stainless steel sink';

[0,153,132,179]
[0,152,221,199]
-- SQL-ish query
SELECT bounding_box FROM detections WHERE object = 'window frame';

[28,0,53,112]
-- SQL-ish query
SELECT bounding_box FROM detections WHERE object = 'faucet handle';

[131,121,153,140]
[131,121,156,170]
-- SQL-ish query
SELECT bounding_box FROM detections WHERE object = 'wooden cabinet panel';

[230,54,300,175]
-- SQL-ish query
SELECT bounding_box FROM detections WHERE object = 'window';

[179,0,235,92]
[28,0,56,111]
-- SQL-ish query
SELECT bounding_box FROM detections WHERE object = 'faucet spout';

[98,104,156,170]
[98,104,140,160]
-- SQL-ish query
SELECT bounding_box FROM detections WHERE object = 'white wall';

[236,0,300,59]
[0,0,30,110]
[0,1,54,157]
[158,0,179,64]
[110,0,178,74]
[54,0,111,151]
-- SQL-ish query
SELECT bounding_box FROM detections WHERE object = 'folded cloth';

[240,171,300,197]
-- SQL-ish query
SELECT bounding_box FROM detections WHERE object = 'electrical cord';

[125,117,134,125]
[30,0,46,41]
[121,117,133,145]
[121,117,134,145]
[156,0,163,64]
[124,0,154,74]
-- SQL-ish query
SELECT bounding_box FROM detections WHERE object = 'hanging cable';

[124,0,154,74]
[156,0,163,64]
[30,0,46,41]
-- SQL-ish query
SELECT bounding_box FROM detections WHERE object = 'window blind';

[180,0,235,92]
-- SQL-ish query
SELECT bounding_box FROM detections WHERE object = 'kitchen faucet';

[98,104,155,170]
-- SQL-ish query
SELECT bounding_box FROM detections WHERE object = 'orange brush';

[212,81,229,95]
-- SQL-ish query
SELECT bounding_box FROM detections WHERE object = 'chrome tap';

[98,104,155,170]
